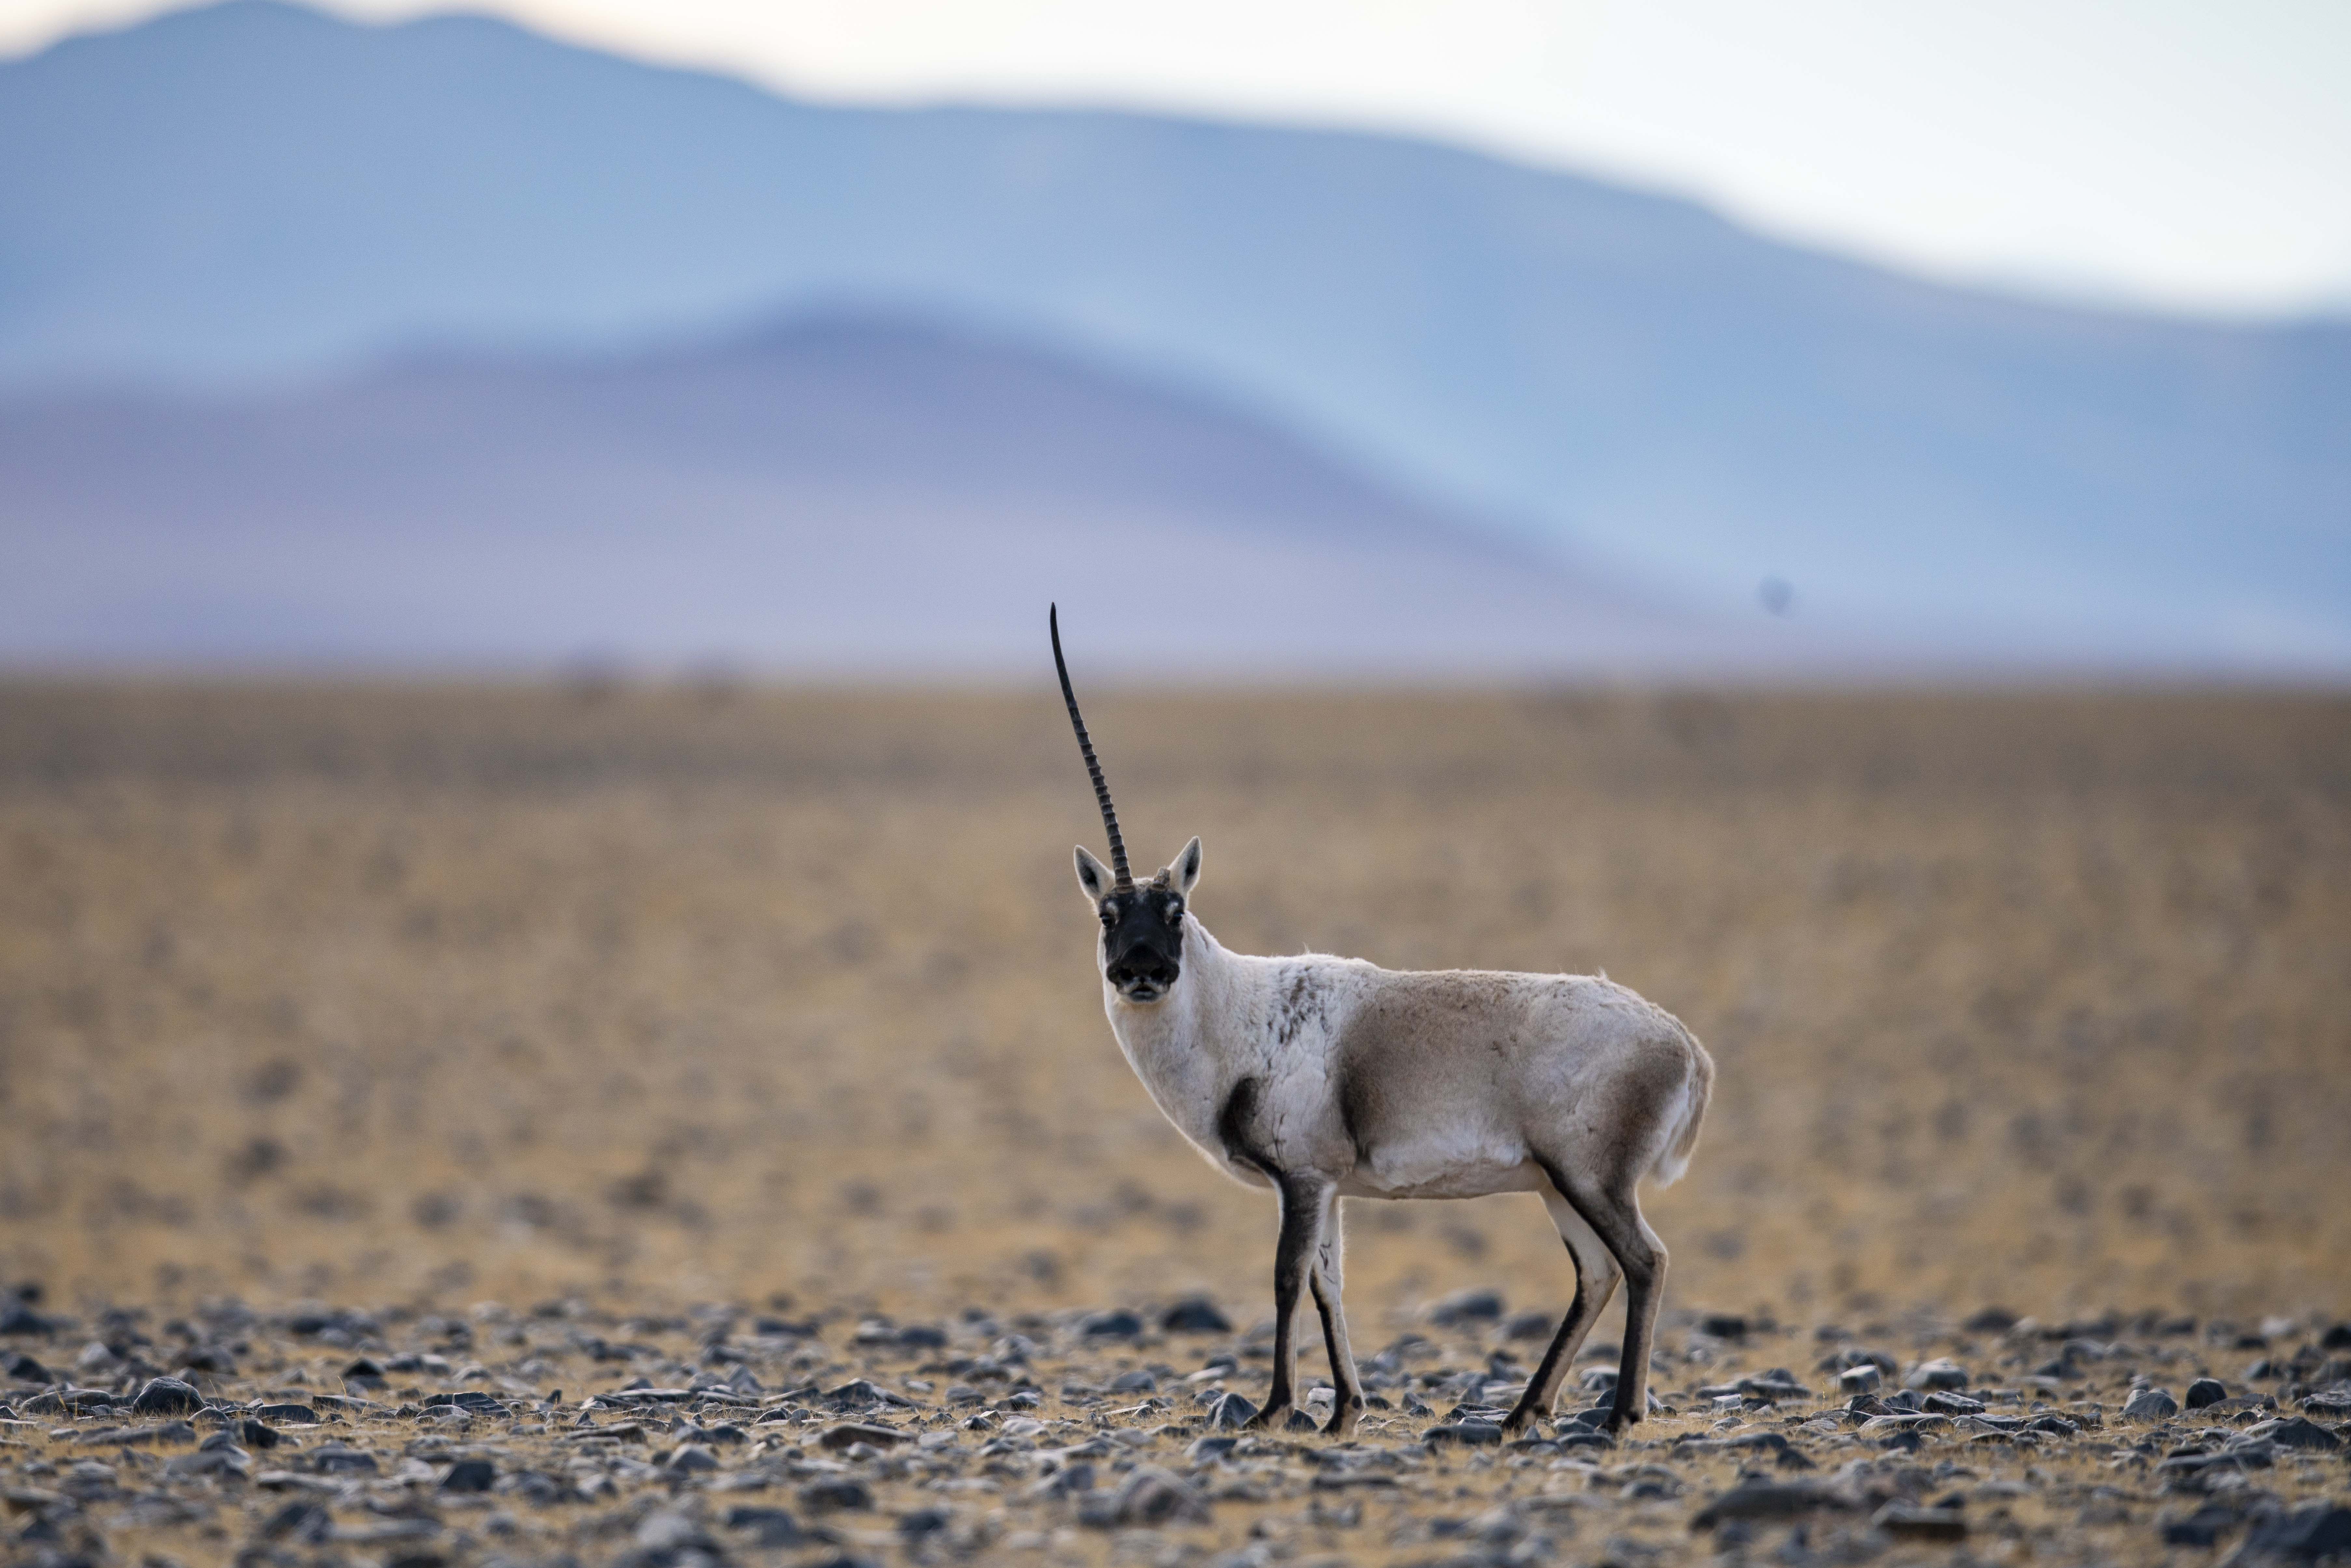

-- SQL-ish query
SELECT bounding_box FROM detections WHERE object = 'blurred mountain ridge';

[1,312,1802,673]
[3,0,2346,671]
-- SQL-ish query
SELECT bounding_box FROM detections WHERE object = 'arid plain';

[1,684,2346,1568]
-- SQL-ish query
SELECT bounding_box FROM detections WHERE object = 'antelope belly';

[1342,1142,1547,1200]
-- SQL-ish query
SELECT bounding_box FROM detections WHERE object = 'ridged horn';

[1050,604,1131,889]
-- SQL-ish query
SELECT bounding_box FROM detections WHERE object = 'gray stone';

[308,1444,378,1474]
[1905,1358,1969,1390]
[1874,1503,1967,1542]
[1099,1466,1209,1527]
[2159,1506,2238,1548]
[129,1377,204,1416]
[2249,1416,2342,1452]
[723,1505,811,1548]
[164,1447,249,1479]
[1158,1297,1231,1334]
[1738,1369,1812,1400]
[1837,1364,1882,1395]
[2123,1386,2180,1420]
[634,1510,715,1553]
[1206,1391,1257,1429]
[1423,1421,1504,1446]
[823,1378,915,1410]
[0,1303,55,1337]
[421,1388,505,1412]
[1078,1309,1145,1340]
[260,1500,331,1543]
[2233,1504,2351,1562]
[1429,1288,1506,1327]
[799,1477,875,1511]
[2186,1377,2228,1409]
[1504,1309,1557,1341]
[1690,1483,1857,1529]
[817,1422,911,1450]
[441,1457,496,1493]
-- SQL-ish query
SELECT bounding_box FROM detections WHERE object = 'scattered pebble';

[0,1296,2338,1568]
[126,1377,202,1417]
[1837,1363,1882,1395]
[1429,1287,1506,1326]
[1905,1357,1970,1390]
[1875,1501,1968,1541]
[1158,1297,1232,1334]
[1691,1481,1856,1528]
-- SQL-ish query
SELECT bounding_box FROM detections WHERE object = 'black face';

[1100,883,1187,1003]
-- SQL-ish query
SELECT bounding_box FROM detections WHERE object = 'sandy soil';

[0,683,2345,1566]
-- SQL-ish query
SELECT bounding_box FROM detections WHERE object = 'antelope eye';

[1165,900,1183,920]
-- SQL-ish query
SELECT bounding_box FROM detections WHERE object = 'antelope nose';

[1109,956,1177,987]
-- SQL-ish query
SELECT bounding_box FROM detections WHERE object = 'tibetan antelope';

[1049,607,1712,1437]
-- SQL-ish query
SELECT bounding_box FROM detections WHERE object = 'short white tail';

[1649,1041,1714,1189]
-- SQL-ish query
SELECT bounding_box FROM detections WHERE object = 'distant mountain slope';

[3,1,2345,669]
[0,316,1775,673]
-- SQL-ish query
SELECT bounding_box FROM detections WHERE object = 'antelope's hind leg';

[1539,1162,1666,1434]
[1307,1190,1367,1436]
[1501,1185,1624,1435]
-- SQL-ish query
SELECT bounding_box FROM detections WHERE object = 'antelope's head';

[1052,605,1203,1006]
[1078,838,1201,1004]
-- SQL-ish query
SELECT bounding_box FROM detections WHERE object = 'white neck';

[1100,914,1281,1162]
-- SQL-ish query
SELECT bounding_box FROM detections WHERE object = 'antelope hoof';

[1319,1400,1364,1438]
[1499,1406,1539,1437]
[1604,1403,1644,1435]
[1244,1403,1292,1432]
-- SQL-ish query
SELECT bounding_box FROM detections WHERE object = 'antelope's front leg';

[1246,1176,1326,1431]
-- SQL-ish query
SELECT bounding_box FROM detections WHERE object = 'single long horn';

[1050,604,1131,888]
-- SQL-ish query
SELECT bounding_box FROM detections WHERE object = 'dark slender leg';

[1308,1192,1365,1437]
[1608,1241,1663,1432]
[1248,1177,1324,1429]
[1504,1184,1621,1433]
[1505,1277,1588,1433]
[1540,1165,1666,1433]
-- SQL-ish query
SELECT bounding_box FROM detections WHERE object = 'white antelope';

[1050,608,1713,1437]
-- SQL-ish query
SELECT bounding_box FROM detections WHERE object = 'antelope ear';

[1074,846,1116,904]
[1163,836,1203,897]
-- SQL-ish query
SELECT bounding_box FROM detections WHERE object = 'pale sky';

[9,0,2349,317]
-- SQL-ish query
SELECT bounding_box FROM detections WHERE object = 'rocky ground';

[5,1290,2348,1568]
[3,686,2347,1566]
